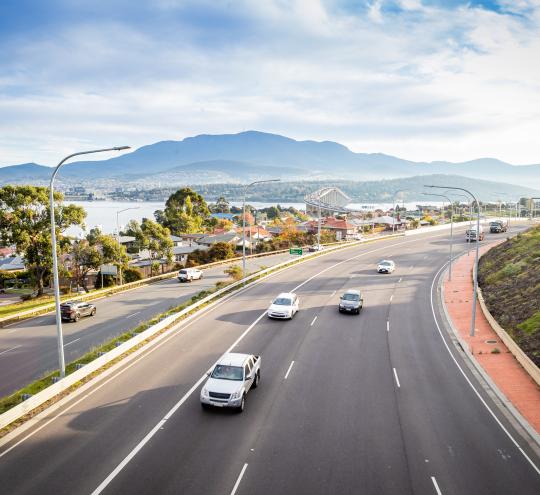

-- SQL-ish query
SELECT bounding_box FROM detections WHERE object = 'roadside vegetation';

[478,225,540,365]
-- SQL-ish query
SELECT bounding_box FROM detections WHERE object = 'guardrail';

[477,288,540,387]
[0,238,374,431]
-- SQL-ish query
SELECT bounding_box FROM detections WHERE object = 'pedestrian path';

[443,245,540,435]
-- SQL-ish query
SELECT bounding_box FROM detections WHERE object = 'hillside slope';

[478,226,540,366]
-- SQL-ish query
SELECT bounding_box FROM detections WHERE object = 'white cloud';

[0,0,539,166]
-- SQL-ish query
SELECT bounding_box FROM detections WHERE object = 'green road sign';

[289,247,303,256]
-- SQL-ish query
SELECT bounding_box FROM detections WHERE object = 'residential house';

[196,233,240,247]
[0,256,26,272]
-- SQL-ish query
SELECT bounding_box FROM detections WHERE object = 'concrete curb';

[437,253,540,449]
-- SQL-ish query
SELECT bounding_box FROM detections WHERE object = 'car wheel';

[74,313,80,322]
[237,395,245,413]
[252,371,260,388]
[91,308,96,316]
[201,403,210,411]
[199,274,203,279]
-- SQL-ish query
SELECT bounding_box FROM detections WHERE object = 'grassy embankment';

[478,225,540,366]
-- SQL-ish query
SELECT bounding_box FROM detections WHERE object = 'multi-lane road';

[0,252,293,396]
[1,226,539,494]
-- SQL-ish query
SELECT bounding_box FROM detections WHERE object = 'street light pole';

[49,146,130,378]
[392,189,407,234]
[116,207,140,285]
[242,179,280,282]
[423,192,454,281]
[425,185,480,337]
[447,192,472,257]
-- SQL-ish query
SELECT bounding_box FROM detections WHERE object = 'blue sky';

[0,0,539,166]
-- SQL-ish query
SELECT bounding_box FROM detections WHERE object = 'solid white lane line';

[64,338,81,347]
[284,361,295,380]
[431,476,442,495]
[230,463,248,495]
[7,329,18,334]
[386,321,390,332]
[0,345,21,356]
[430,262,540,476]
[90,312,267,495]
[310,316,318,326]
[393,368,401,388]
[126,311,141,319]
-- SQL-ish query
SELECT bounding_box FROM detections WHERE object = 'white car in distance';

[377,260,396,274]
[267,292,300,319]
[178,267,203,282]
[200,353,260,412]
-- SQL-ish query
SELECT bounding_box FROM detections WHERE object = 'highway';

[0,251,292,396]
[1,226,539,495]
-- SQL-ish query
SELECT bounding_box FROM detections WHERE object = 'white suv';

[178,267,203,282]
[200,353,261,412]
[267,292,299,319]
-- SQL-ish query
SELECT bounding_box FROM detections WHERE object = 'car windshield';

[211,365,244,381]
[342,293,360,301]
[179,269,188,274]
[273,298,292,306]
[380,261,392,266]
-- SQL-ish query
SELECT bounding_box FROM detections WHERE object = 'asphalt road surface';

[1,225,539,495]
[0,251,292,396]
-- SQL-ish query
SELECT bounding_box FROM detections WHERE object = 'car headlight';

[230,390,242,400]
[201,387,209,397]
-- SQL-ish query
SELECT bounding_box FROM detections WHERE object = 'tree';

[70,240,102,291]
[211,196,230,213]
[215,218,234,231]
[154,187,210,234]
[69,232,128,290]
[141,219,173,263]
[0,185,85,295]
[207,242,235,262]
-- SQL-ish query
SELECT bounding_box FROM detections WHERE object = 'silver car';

[338,289,363,314]
[200,353,261,412]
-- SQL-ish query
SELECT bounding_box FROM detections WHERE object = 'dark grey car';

[338,289,363,314]
[60,301,96,322]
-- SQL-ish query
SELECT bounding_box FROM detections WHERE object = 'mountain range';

[1,131,539,191]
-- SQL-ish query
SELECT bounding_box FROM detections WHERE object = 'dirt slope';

[478,226,540,366]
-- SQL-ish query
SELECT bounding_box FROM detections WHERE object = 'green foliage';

[517,311,540,335]
[123,267,143,283]
[210,196,230,213]
[124,219,173,262]
[95,273,115,288]
[155,187,210,234]
[0,185,86,295]
[224,265,243,281]
[207,242,235,262]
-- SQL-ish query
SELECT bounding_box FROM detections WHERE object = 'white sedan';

[377,260,396,274]
[267,292,299,319]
